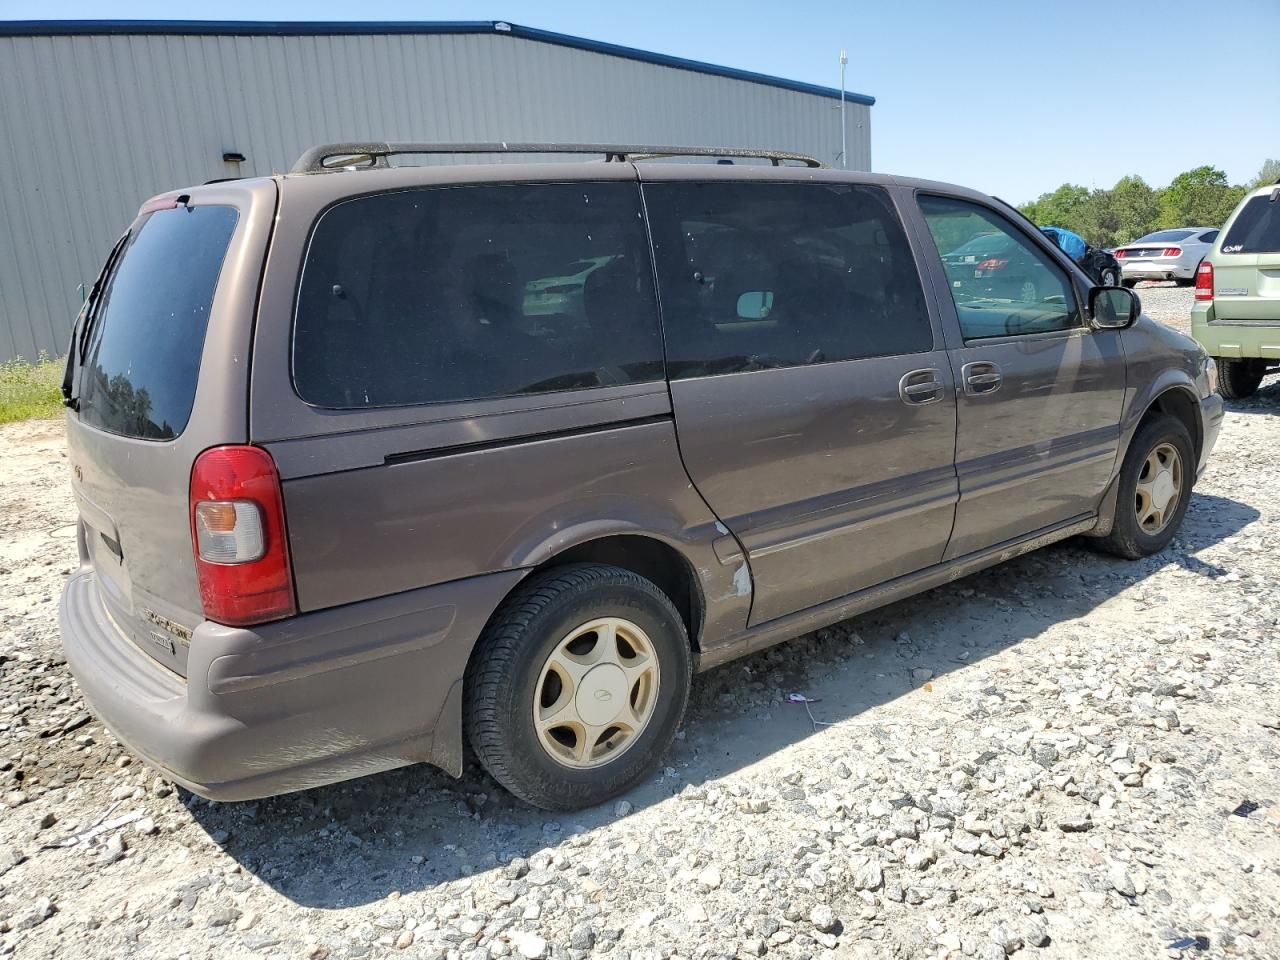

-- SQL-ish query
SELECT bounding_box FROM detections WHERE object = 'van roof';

[142,151,994,218]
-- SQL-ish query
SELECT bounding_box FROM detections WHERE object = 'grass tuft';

[0,354,65,424]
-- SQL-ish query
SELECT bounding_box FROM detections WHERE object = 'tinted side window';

[1199,230,1219,243]
[1221,197,1280,254]
[644,182,932,379]
[919,195,1080,340]
[294,183,663,408]
[78,205,239,440]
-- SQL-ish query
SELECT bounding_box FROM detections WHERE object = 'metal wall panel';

[0,30,871,361]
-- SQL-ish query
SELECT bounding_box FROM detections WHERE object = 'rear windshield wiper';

[62,231,130,406]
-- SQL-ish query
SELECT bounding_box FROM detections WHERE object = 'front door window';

[920,196,1079,340]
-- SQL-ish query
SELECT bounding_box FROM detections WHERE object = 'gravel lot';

[3,286,1279,960]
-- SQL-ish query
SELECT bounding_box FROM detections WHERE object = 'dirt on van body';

[2,291,1279,960]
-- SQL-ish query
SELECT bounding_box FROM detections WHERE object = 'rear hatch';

[1212,191,1280,323]
[63,182,276,676]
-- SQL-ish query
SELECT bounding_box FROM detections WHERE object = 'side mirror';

[1089,285,1140,330]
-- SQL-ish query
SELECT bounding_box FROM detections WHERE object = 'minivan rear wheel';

[464,563,691,810]
[1216,358,1264,400]
[1096,413,1194,560]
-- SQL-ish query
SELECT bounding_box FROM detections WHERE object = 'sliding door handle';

[899,368,945,405]
[961,361,1003,396]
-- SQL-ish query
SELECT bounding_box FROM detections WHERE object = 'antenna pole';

[839,49,849,169]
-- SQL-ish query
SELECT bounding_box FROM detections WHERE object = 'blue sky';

[7,0,1278,202]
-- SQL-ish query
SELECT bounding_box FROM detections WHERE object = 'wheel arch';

[524,534,706,652]
[1140,385,1203,465]
[1090,380,1202,539]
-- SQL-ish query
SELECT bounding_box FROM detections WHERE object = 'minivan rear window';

[293,183,664,409]
[77,205,239,440]
[1221,196,1280,254]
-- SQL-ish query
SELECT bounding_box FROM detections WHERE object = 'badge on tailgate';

[141,608,192,646]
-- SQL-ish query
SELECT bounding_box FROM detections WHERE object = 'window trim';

[288,180,666,412]
[914,191,1085,346]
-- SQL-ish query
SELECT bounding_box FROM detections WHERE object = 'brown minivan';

[59,142,1223,810]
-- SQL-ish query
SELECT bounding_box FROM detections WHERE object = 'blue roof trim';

[0,19,876,106]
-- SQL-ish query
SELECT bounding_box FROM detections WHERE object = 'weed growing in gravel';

[0,354,64,423]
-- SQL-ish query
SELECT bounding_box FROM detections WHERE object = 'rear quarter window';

[292,182,664,409]
[77,205,239,440]
[1221,196,1280,254]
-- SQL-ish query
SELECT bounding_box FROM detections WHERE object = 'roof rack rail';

[290,141,822,173]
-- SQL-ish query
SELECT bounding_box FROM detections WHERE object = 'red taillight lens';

[976,258,1009,271]
[1115,249,1128,258]
[1195,261,1214,301]
[189,445,296,626]
[1162,247,1182,257]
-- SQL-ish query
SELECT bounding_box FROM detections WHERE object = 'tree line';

[1018,159,1279,249]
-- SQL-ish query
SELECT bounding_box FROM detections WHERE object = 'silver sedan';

[1115,227,1219,286]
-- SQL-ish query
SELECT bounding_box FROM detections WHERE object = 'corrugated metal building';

[0,20,874,363]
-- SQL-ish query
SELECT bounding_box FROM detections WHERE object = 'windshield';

[77,205,238,440]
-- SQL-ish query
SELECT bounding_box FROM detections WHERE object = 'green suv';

[1192,181,1280,398]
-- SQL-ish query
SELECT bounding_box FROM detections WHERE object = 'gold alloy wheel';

[532,617,661,769]
[1135,441,1183,534]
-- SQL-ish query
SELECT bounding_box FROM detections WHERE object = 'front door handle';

[899,368,945,405]
[961,361,1003,396]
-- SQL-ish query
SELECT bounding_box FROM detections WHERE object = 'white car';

[1115,227,1219,287]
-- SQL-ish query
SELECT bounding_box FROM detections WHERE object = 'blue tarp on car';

[1041,226,1088,261]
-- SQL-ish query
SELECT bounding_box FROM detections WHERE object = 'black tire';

[1174,277,1196,288]
[1097,413,1194,560]
[1217,358,1264,400]
[464,563,691,810]
[1121,278,1138,289]
[1100,268,1119,287]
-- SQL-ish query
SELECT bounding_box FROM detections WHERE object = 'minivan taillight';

[1195,261,1214,301]
[189,445,296,626]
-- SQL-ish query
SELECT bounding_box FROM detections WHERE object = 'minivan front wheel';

[1097,414,1194,559]
[464,563,691,810]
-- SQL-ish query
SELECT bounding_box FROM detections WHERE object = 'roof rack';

[290,141,823,173]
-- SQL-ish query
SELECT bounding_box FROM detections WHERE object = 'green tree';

[1071,190,1117,248]
[1106,176,1161,245]
[1158,165,1246,229]
[1020,183,1091,234]
[1023,178,1160,248]
[1250,158,1280,188]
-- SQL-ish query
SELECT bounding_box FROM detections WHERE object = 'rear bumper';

[60,567,524,800]
[1122,261,1194,281]
[1192,302,1280,359]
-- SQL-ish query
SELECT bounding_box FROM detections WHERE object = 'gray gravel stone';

[809,903,838,933]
